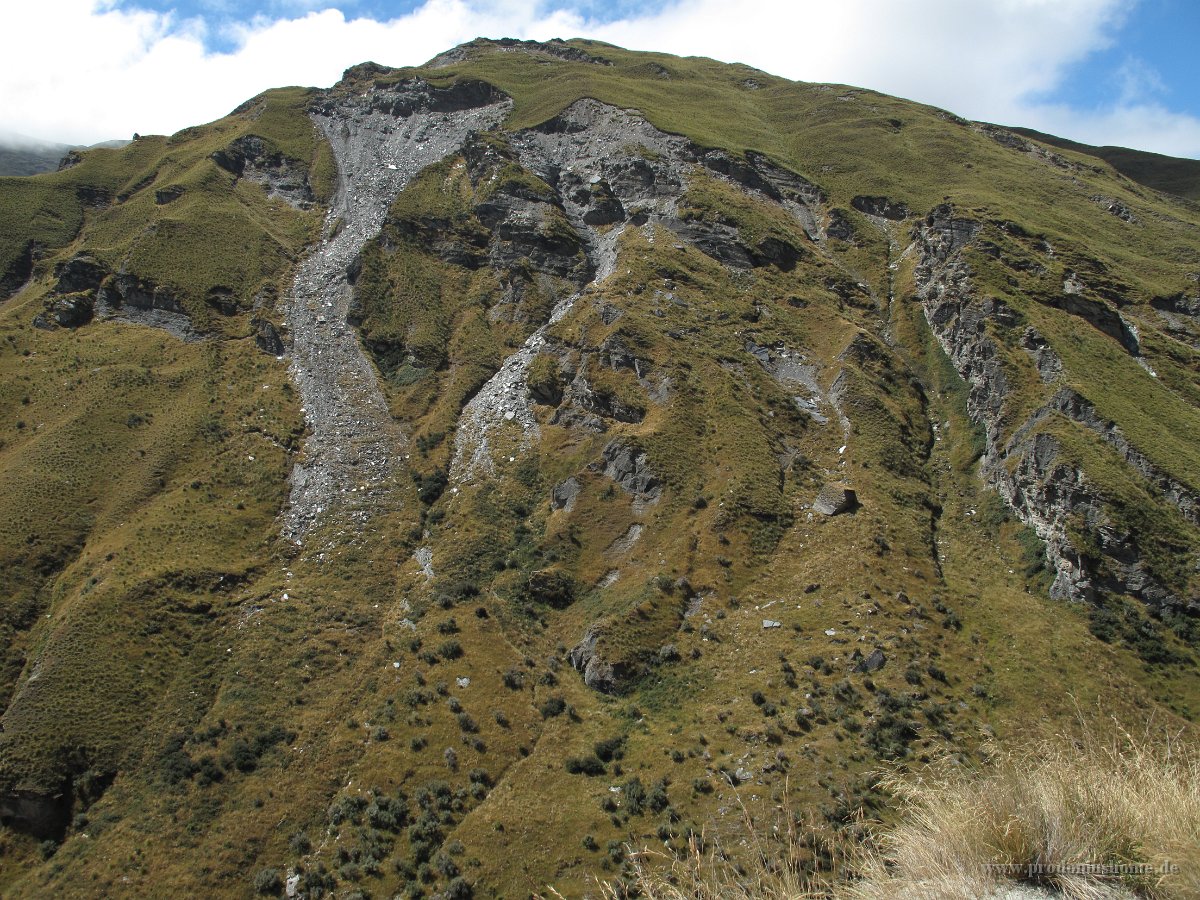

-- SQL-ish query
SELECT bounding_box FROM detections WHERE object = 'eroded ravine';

[282,87,510,542]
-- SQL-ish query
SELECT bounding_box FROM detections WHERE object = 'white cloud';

[3,0,1199,158]
[1017,101,1200,157]
[1113,56,1167,105]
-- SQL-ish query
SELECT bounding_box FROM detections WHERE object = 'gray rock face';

[95,273,201,341]
[33,254,201,339]
[1019,326,1063,383]
[254,318,286,356]
[853,648,886,673]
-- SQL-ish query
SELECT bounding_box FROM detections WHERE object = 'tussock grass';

[540,801,839,900]
[601,721,1199,900]
[849,722,1200,900]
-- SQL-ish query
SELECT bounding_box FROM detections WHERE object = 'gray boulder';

[813,483,856,516]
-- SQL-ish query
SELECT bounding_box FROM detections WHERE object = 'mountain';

[0,37,1197,898]
[0,135,128,178]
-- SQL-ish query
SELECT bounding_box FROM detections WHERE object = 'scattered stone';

[414,547,434,580]
[854,648,887,673]
[762,619,781,629]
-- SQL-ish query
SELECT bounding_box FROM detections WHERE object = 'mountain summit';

[0,37,1197,897]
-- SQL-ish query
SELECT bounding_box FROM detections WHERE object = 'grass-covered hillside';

[0,37,1197,899]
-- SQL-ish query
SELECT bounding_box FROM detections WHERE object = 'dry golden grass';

[849,718,1200,900]
[583,719,1200,900]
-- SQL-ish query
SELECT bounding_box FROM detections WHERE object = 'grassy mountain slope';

[0,38,1196,899]
[1009,125,1200,201]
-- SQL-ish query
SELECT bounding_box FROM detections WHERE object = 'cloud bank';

[5,0,1200,157]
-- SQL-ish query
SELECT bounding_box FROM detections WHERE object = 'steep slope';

[0,38,1197,898]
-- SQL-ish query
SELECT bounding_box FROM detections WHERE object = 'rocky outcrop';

[211,134,314,209]
[33,295,93,330]
[550,477,580,512]
[0,239,42,300]
[97,273,201,341]
[568,627,620,693]
[53,255,107,294]
[427,38,616,70]
[154,185,185,205]
[1045,276,1140,356]
[1150,290,1200,348]
[591,440,663,508]
[254,317,286,356]
[699,149,826,240]
[446,99,830,480]
[851,195,910,220]
[30,255,199,338]
[915,205,1194,611]
[1090,194,1137,223]
[745,340,831,424]
[0,787,71,841]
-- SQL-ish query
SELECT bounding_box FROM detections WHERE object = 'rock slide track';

[282,82,510,542]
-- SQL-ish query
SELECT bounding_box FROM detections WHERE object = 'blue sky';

[3,0,1199,157]
[1047,0,1198,123]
